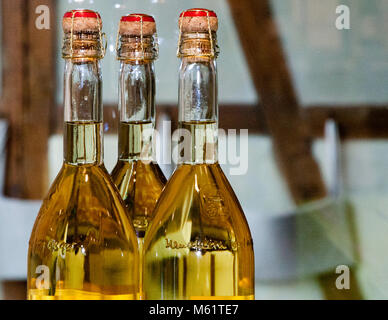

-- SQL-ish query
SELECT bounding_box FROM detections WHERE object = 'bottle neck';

[178,32,218,164]
[63,58,103,165]
[118,60,155,161]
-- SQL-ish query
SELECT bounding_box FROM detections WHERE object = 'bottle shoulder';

[110,160,167,235]
[155,163,244,211]
[111,160,166,193]
[44,163,125,204]
[30,163,136,246]
[145,163,252,246]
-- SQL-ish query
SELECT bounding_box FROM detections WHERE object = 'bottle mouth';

[179,8,217,18]
[121,13,155,22]
[116,13,158,61]
[62,9,103,34]
[62,9,106,59]
[63,9,101,19]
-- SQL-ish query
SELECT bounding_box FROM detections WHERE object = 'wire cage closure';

[63,9,107,59]
[115,14,159,61]
[177,8,218,59]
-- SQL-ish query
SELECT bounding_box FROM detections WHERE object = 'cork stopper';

[177,8,219,61]
[62,9,102,33]
[178,8,218,33]
[62,9,105,59]
[119,14,156,36]
[117,13,158,61]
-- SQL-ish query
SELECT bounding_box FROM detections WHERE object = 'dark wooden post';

[227,0,326,203]
[0,0,55,199]
[227,0,362,299]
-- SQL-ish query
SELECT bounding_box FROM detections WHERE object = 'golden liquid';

[28,122,139,300]
[118,121,153,161]
[178,121,218,164]
[64,121,102,164]
[111,121,166,237]
[143,122,254,300]
[111,121,166,299]
[28,287,134,300]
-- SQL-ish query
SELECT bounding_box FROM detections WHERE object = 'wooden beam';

[53,103,388,139]
[156,105,268,133]
[227,0,363,300]
[0,0,55,199]
[1,0,28,197]
[227,0,326,203]
[1,280,26,300]
[52,104,269,135]
[303,105,388,139]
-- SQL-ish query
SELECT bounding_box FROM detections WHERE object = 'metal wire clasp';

[177,8,216,58]
[115,14,159,61]
[64,9,106,58]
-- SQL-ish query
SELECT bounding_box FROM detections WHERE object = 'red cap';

[179,8,217,18]
[63,9,101,19]
[121,13,155,22]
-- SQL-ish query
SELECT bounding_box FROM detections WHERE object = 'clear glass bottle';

[110,14,166,298]
[111,14,166,240]
[27,10,139,300]
[143,9,255,300]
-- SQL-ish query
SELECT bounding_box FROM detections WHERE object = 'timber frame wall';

[0,0,55,199]
[0,0,388,202]
[0,0,377,301]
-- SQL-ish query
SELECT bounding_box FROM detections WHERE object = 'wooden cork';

[62,9,102,33]
[62,10,104,58]
[177,9,219,61]
[178,8,218,33]
[119,14,156,36]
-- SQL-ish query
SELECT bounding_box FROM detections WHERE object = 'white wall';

[271,0,388,105]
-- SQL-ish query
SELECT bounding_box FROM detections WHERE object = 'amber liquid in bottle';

[111,30,166,299]
[112,120,166,238]
[143,27,255,299]
[27,21,139,299]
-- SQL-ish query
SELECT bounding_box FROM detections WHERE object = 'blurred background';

[0,0,388,299]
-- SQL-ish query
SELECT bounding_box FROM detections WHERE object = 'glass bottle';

[143,8,255,300]
[27,9,139,300]
[110,14,166,298]
[111,14,166,241]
